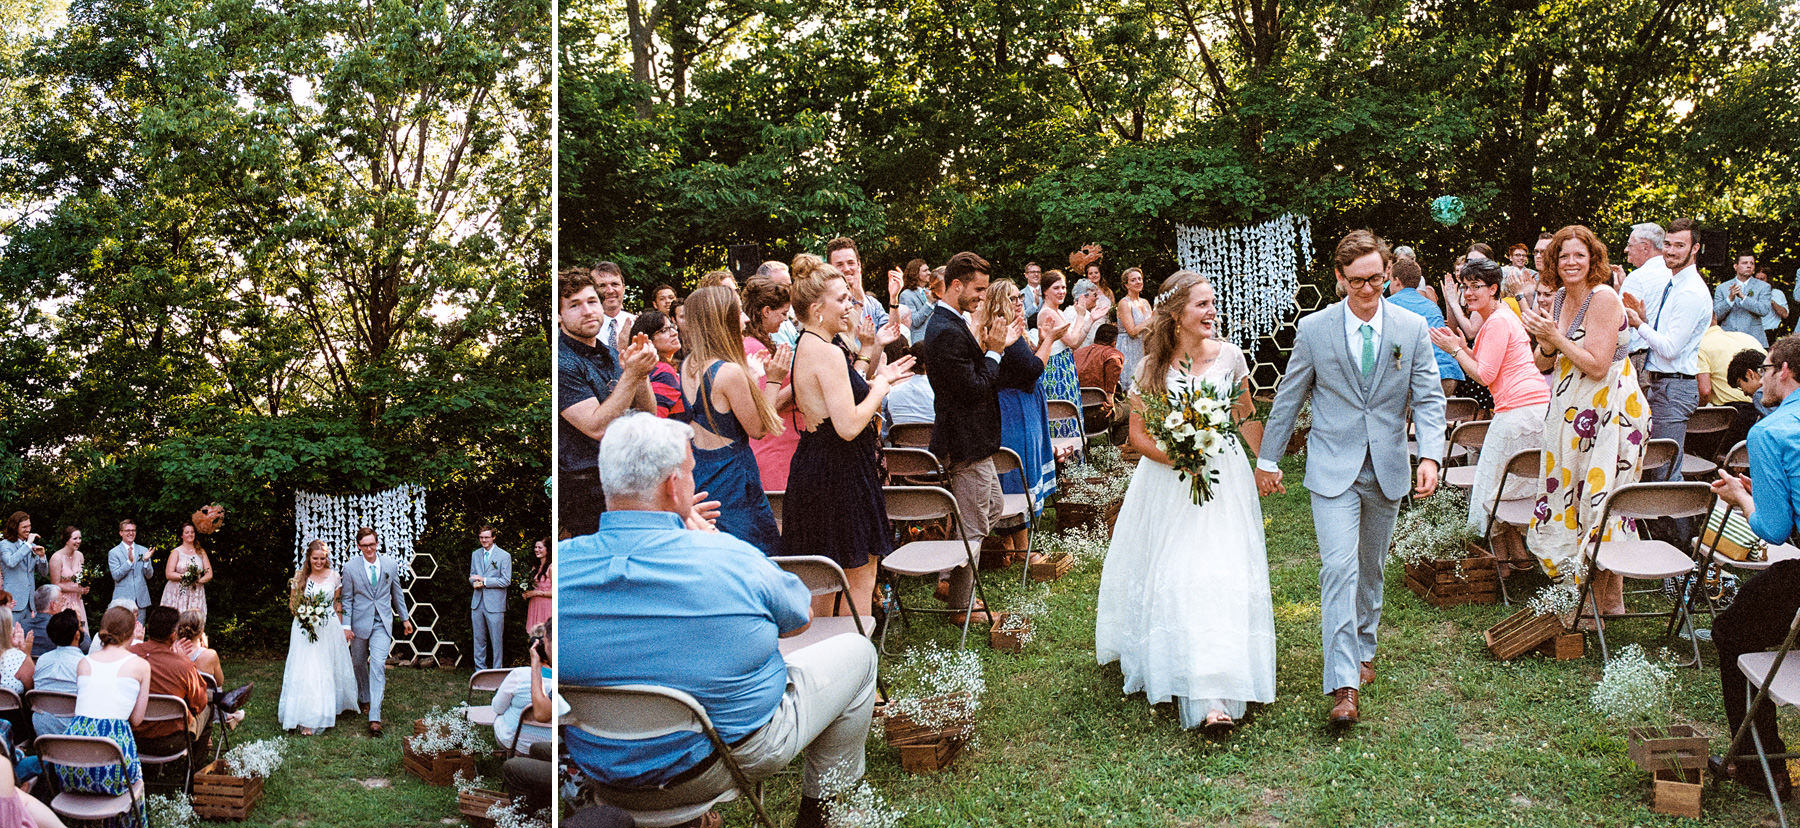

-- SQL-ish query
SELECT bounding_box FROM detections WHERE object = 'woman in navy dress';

[980,279,1063,514]
[678,286,783,555]
[783,255,915,617]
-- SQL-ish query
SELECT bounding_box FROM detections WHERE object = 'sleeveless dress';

[526,568,552,630]
[996,338,1057,513]
[1527,288,1650,583]
[780,332,892,570]
[50,552,88,629]
[1038,307,1086,441]
[1096,344,1275,725]
[278,574,360,731]
[685,361,781,556]
[1117,299,1149,384]
[63,655,146,828]
[159,548,207,620]
[745,336,802,496]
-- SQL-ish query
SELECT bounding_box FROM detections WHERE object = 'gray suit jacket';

[108,542,155,609]
[1713,278,1773,347]
[0,540,47,612]
[470,547,510,613]
[1261,300,1448,501]
[342,555,409,638]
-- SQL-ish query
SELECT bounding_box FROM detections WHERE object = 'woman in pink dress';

[47,526,90,629]
[524,537,552,632]
[743,276,801,496]
[160,523,212,620]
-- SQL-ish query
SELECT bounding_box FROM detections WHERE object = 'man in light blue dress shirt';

[1715,252,1774,346]
[1386,257,1464,395]
[1624,219,1713,463]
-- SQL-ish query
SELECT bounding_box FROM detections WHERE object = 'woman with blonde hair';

[0,613,31,696]
[60,605,149,827]
[782,255,914,616]
[977,279,1063,513]
[277,540,358,735]
[1095,271,1274,733]
[680,285,782,555]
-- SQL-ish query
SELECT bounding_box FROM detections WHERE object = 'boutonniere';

[1391,344,1403,370]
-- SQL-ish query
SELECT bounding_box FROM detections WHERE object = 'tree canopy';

[563,0,1800,296]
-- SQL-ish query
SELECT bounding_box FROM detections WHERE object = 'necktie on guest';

[1359,323,1375,376]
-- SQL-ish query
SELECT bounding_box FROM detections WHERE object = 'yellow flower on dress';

[1587,466,1608,492]
[1593,386,1610,408]
[1624,394,1644,419]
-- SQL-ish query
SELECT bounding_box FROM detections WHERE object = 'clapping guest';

[0,514,47,627]
[46,527,89,631]
[1389,257,1465,396]
[628,311,685,419]
[0,612,32,696]
[742,277,802,495]
[22,585,58,659]
[62,606,150,824]
[980,280,1059,515]
[679,286,783,555]
[1037,270,1105,442]
[1520,225,1649,623]
[492,621,552,755]
[107,520,155,624]
[896,259,934,344]
[881,344,936,427]
[1115,268,1151,382]
[523,538,552,633]
[90,600,143,654]
[30,610,81,737]
[783,256,914,616]
[1429,258,1553,574]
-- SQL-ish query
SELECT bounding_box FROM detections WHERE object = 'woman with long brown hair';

[278,540,358,734]
[976,279,1064,513]
[47,525,90,629]
[742,277,803,495]
[1095,271,1274,733]
[681,285,782,555]
[782,255,914,616]
[897,258,934,344]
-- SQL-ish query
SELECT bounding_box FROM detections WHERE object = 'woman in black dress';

[783,254,915,617]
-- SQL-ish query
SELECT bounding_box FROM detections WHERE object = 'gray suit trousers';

[1312,455,1402,695]
[351,625,394,722]
[472,608,504,671]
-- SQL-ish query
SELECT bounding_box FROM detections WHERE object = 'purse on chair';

[1704,501,1768,562]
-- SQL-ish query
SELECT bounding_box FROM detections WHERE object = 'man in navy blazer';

[922,251,1026,617]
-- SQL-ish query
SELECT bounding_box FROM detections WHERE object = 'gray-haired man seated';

[562,413,877,828]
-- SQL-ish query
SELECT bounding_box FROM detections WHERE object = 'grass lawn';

[724,455,1791,827]
[184,656,503,827]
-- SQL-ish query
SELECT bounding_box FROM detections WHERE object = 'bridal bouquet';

[180,561,204,588]
[1138,368,1241,506]
[294,592,333,643]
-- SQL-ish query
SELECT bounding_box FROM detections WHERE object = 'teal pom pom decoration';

[1431,196,1466,226]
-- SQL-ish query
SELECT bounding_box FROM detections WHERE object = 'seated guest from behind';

[23,584,59,659]
[32,609,82,737]
[90,600,144,654]
[562,413,876,828]
[882,344,935,427]
[174,611,223,689]
[1073,322,1125,420]
[130,606,211,759]
[61,606,150,823]
[1708,334,1800,799]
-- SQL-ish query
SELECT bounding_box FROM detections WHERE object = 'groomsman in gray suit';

[342,527,412,736]
[107,520,156,623]
[469,526,509,671]
[1258,230,1448,728]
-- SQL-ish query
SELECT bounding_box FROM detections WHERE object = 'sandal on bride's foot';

[299,727,314,736]
[1202,710,1235,735]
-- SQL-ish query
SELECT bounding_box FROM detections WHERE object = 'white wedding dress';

[1095,344,1277,726]
[278,573,360,731]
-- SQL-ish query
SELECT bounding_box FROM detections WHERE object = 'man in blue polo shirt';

[563,413,877,828]
[558,266,655,536]
[1708,334,1800,800]
[1387,256,1464,396]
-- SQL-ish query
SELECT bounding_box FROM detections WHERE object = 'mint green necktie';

[1359,323,1375,376]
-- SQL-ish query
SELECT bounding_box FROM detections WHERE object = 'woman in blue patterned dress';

[1036,270,1105,442]
[61,605,149,828]
[1116,267,1151,383]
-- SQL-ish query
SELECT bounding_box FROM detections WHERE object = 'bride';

[278,540,359,734]
[1095,271,1276,732]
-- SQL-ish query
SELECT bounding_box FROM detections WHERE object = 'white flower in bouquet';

[223,737,288,778]
[1138,371,1242,506]
[294,591,333,643]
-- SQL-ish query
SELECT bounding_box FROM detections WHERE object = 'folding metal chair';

[1723,440,1750,477]
[883,447,945,487]
[1573,482,1712,667]
[1690,496,1800,621]
[1640,437,1681,482]
[0,688,21,715]
[1441,420,1491,493]
[1721,606,1800,828]
[1046,399,1084,462]
[24,689,76,717]
[765,490,784,534]
[1481,448,1543,605]
[1078,387,1113,447]
[1680,405,1737,479]
[562,684,777,828]
[888,422,933,449]
[878,485,989,652]
[770,555,876,654]
[139,693,195,793]
[1445,396,1480,424]
[464,668,510,727]
[35,734,140,826]
[982,448,1041,588]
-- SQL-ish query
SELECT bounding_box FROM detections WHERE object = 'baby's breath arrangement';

[1059,472,1131,507]
[222,737,288,778]
[452,770,491,795]
[1526,582,1582,619]
[996,587,1050,644]
[1589,644,1674,722]
[1084,443,1127,473]
[414,706,487,755]
[1043,525,1110,564]
[1389,489,1483,568]
[148,793,198,828]
[886,643,985,738]
[821,763,905,828]
[485,800,548,828]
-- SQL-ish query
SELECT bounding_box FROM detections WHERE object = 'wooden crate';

[1057,498,1121,534]
[989,614,1032,652]
[883,695,973,748]
[1029,553,1074,582]
[1536,632,1584,660]
[1652,767,1703,818]
[1629,725,1709,772]
[898,735,967,773]
[191,760,264,821]
[1402,545,1500,607]
[402,737,479,786]
[1484,607,1566,660]
[459,788,511,828]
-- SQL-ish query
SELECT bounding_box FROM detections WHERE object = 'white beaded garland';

[293,485,427,573]
[1175,215,1312,350]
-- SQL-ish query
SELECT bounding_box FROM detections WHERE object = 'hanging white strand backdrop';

[293,485,428,572]
[1175,215,1312,351]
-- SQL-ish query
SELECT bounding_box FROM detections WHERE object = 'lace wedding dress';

[277,573,359,731]
[1095,344,1277,725]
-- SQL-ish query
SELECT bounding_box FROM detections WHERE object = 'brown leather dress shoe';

[1329,687,1360,726]
[1360,661,1376,685]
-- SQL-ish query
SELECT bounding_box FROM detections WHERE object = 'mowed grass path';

[727,455,1789,827]
[188,656,500,827]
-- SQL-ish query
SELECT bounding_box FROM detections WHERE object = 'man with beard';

[558,266,655,535]
[1622,218,1711,466]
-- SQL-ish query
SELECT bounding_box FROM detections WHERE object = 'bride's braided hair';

[1134,270,1210,397]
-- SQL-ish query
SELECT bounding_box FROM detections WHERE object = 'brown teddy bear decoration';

[191,504,227,534]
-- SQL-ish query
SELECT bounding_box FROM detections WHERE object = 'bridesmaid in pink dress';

[160,523,212,620]
[742,276,801,496]
[524,538,552,632]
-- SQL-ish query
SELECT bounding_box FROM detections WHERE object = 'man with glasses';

[1708,334,1800,800]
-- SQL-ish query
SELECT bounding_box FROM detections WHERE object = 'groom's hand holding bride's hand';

[1254,467,1284,496]
[1415,459,1440,497]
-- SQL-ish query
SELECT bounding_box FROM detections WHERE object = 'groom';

[341,526,413,736]
[1258,230,1447,727]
